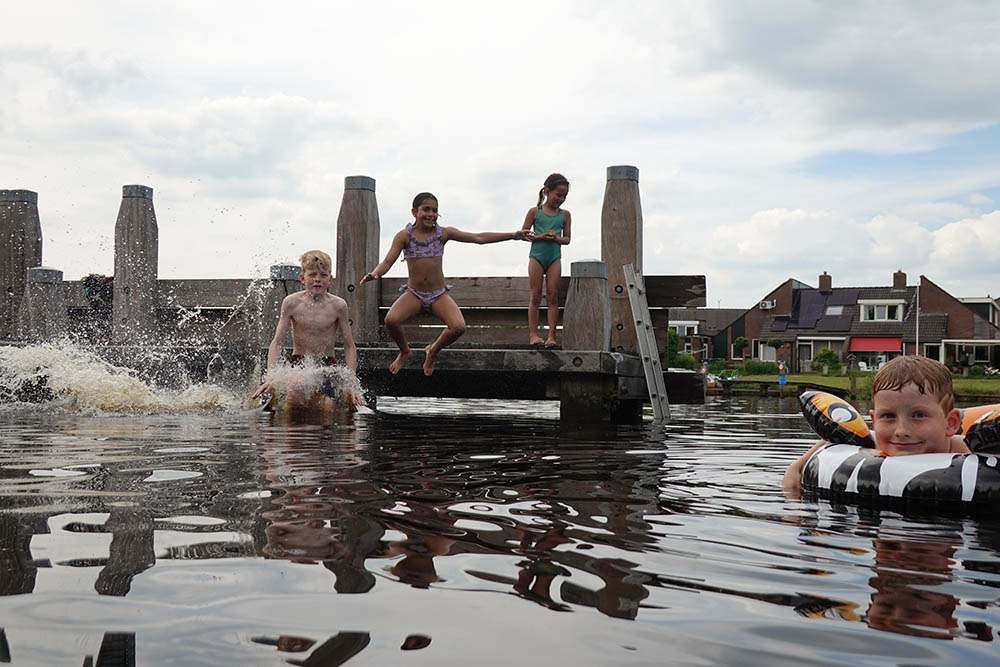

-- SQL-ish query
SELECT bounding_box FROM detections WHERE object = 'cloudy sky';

[2,1,999,307]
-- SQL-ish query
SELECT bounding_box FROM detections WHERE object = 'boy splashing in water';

[253,250,363,413]
[783,356,970,494]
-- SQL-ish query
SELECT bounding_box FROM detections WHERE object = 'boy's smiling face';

[869,382,961,456]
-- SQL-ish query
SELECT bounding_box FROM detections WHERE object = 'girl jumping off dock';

[521,173,571,348]
[359,192,528,376]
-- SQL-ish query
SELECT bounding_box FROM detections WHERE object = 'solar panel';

[827,289,859,306]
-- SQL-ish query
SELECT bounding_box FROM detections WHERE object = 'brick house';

[667,307,745,362]
[717,271,1000,372]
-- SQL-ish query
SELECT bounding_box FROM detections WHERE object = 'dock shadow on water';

[0,355,998,664]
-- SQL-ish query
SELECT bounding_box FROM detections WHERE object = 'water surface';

[0,393,998,666]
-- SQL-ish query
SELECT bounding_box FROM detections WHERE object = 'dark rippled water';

[0,396,998,666]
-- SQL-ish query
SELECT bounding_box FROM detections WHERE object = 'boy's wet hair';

[299,250,332,274]
[412,192,437,209]
[537,173,569,207]
[871,356,955,412]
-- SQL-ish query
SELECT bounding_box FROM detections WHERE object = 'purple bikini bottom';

[401,284,453,313]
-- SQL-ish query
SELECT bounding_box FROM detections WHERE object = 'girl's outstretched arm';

[359,229,408,284]
[443,227,528,244]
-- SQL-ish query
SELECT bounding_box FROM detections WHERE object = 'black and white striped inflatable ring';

[799,391,1000,504]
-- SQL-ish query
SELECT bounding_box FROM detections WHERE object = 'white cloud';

[1,1,999,307]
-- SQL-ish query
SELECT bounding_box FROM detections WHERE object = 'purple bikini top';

[402,223,445,260]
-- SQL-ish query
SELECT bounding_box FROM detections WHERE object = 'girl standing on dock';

[521,173,572,348]
[359,192,528,376]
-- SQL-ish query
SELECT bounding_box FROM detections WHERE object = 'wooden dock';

[2,166,707,423]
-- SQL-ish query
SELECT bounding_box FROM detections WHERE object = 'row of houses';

[668,271,1000,373]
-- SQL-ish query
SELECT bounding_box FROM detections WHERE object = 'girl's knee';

[448,320,467,337]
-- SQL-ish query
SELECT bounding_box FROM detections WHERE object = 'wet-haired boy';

[782,356,970,493]
[252,250,363,411]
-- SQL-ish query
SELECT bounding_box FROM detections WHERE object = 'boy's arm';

[359,230,407,285]
[782,439,827,496]
[252,296,293,398]
[444,226,527,244]
[949,434,972,454]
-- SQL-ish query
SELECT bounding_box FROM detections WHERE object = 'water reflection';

[0,397,996,664]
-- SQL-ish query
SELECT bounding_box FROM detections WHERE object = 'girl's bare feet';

[389,349,411,374]
[529,335,544,346]
[544,338,558,349]
[423,345,439,376]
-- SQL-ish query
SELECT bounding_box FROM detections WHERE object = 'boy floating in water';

[782,356,970,494]
[253,250,364,413]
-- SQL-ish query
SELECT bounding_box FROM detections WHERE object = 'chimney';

[893,269,906,289]
[818,271,832,293]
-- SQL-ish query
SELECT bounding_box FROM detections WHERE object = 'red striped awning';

[848,337,902,352]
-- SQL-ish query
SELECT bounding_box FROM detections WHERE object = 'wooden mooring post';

[336,176,380,342]
[601,166,642,354]
[113,185,158,343]
[17,267,67,342]
[0,189,42,340]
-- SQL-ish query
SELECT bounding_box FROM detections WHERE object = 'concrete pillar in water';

[335,175,380,343]
[17,266,67,342]
[601,166,642,354]
[259,263,302,350]
[113,185,158,343]
[562,260,611,351]
[0,189,42,340]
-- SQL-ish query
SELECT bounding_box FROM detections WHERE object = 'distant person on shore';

[520,173,572,348]
[252,250,363,412]
[359,192,528,376]
[782,356,970,494]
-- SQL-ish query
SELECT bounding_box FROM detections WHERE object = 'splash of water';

[0,341,246,412]
[264,359,364,408]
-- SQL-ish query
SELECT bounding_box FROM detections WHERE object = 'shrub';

[666,330,680,366]
[707,359,729,374]
[674,353,699,371]
[970,364,986,377]
[744,360,779,375]
[732,336,748,356]
[812,347,840,372]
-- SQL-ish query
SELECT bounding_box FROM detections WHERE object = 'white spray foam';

[264,359,363,407]
[0,341,246,412]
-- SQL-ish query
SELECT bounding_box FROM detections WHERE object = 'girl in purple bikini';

[360,192,528,376]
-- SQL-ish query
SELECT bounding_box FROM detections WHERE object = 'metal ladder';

[623,264,671,422]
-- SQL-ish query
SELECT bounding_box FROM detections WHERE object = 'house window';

[685,325,697,336]
[684,342,692,354]
[752,339,776,362]
[825,305,843,316]
[668,326,677,334]
[859,301,904,322]
[975,346,990,363]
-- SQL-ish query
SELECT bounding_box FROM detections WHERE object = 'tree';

[667,329,680,365]
[732,336,748,358]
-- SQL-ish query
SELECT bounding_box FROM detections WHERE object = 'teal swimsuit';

[529,208,564,271]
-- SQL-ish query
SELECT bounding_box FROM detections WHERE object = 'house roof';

[668,308,745,334]
[761,285,951,343]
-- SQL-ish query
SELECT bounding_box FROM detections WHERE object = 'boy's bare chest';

[290,299,339,330]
